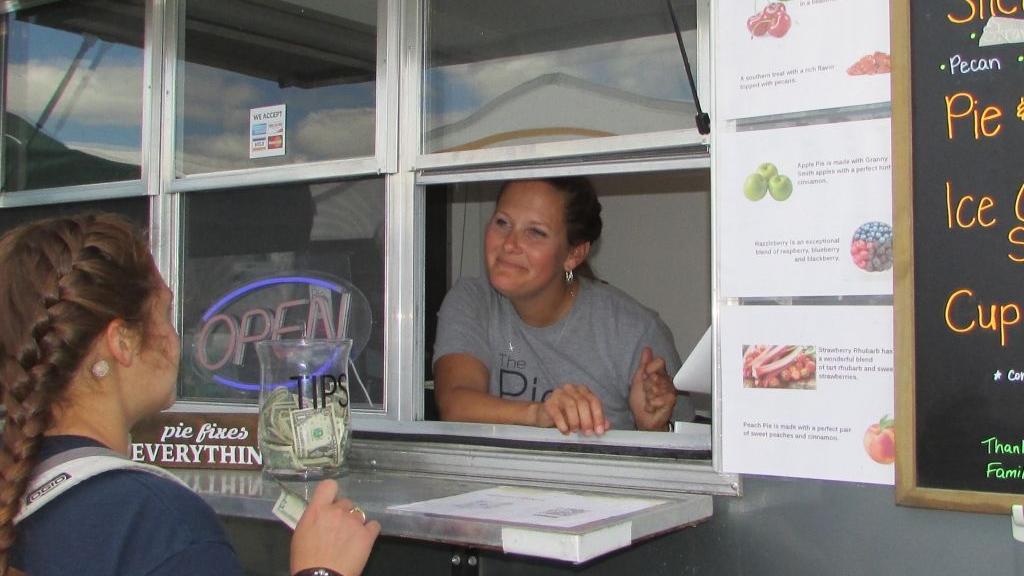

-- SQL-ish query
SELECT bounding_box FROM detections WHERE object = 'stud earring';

[91,360,110,379]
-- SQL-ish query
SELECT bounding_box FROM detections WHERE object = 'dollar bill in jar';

[260,386,298,446]
[291,406,339,463]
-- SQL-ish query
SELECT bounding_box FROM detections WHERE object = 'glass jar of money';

[255,338,353,479]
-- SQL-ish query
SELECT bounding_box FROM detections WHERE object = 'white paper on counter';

[720,305,894,485]
[717,118,893,298]
[388,486,665,529]
[717,0,890,120]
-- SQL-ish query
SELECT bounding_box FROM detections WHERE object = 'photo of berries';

[743,162,793,202]
[850,222,893,272]
[742,344,817,389]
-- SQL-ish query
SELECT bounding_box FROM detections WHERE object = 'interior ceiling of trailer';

[185,1,378,88]
[427,0,698,66]
[22,0,696,87]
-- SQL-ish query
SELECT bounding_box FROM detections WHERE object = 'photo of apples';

[863,415,895,464]
[742,344,817,389]
[746,2,792,38]
[850,221,893,272]
[743,162,793,202]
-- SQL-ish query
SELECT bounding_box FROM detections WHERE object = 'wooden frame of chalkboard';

[894,0,1024,514]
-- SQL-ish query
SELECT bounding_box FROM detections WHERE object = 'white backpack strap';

[14,446,188,525]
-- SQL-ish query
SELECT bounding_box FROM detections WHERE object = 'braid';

[0,213,155,574]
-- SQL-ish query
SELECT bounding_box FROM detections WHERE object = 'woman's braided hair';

[0,213,157,574]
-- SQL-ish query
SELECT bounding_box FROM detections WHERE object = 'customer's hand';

[291,480,381,576]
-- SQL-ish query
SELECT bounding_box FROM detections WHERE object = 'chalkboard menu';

[894,0,1024,513]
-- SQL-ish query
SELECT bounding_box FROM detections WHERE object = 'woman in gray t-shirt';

[433,177,683,434]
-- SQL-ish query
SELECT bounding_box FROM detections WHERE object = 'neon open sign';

[193,275,370,391]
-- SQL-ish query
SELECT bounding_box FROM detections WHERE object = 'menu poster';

[894,2,1024,512]
[720,305,894,484]
[717,118,893,298]
[717,0,891,120]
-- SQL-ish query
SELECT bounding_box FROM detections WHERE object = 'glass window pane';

[3,0,144,192]
[178,179,385,411]
[0,197,149,237]
[176,0,378,176]
[423,0,699,153]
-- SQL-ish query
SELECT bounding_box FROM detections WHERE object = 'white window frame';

[350,0,737,497]
[0,0,154,206]
[0,0,739,497]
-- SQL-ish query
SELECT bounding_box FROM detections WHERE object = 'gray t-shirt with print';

[433,276,690,430]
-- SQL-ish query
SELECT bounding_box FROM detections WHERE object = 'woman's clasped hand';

[535,382,611,435]
[629,346,679,432]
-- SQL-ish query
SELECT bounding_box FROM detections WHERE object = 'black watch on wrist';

[293,569,343,576]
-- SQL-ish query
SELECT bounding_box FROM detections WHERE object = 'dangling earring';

[91,360,110,379]
[565,268,574,284]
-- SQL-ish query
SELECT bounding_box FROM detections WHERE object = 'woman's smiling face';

[484,180,575,303]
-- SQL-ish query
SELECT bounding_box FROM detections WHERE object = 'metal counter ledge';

[175,468,713,564]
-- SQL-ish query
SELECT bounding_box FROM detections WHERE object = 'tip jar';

[255,338,353,480]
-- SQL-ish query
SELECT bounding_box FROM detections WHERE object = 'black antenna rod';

[666,0,711,135]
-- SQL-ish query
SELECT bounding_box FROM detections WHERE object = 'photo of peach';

[742,344,817,389]
[863,415,895,464]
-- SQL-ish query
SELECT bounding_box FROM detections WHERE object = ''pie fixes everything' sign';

[131,413,261,470]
